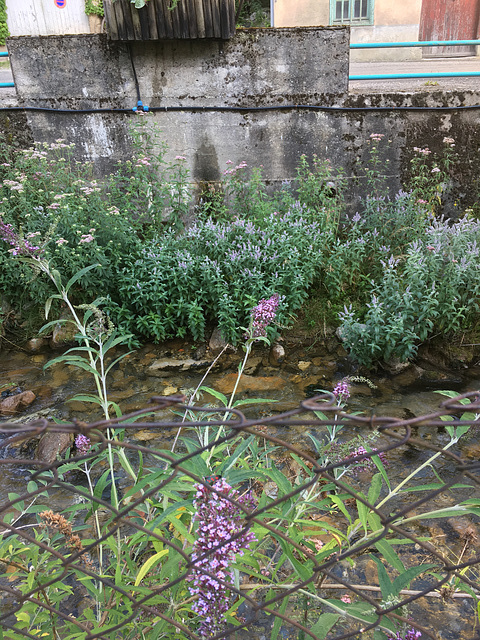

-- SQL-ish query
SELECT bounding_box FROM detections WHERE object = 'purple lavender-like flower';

[0,218,43,256]
[248,294,280,339]
[189,479,256,638]
[75,434,91,455]
[346,445,387,475]
[387,626,422,640]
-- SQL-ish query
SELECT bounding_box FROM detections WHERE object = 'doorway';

[419,0,480,57]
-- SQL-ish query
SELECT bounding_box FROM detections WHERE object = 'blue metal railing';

[0,50,13,87]
[349,39,480,80]
[0,40,479,89]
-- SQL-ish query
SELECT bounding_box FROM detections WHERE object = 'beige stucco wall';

[274,0,421,28]
[273,0,329,27]
[273,0,424,60]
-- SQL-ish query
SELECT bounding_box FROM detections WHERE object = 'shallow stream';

[1,338,480,639]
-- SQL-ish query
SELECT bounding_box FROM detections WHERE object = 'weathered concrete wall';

[4,30,480,215]
[7,29,349,176]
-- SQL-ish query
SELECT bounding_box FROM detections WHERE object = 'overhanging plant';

[85,0,104,17]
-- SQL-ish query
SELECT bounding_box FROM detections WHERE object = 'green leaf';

[356,497,369,535]
[375,539,405,573]
[232,398,278,407]
[330,495,352,524]
[44,355,99,377]
[310,613,340,639]
[165,513,194,544]
[105,351,134,376]
[279,538,312,583]
[371,452,391,491]
[219,435,255,474]
[67,394,103,406]
[392,563,437,594]
[199,386,228,407]
[270,596,288,640]
[44,294,62,320]
[90,470,111,514]
[261,467,292,496]
[371,555,394,600]
[65,264,101,294]
[134,550,169,586]
[39,317,72,335]
[368,473,382,505]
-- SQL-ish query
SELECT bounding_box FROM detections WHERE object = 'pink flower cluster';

[189,479,256,638]
[413,147,431,155]
[249,293,280,339]
[223,160,248,176]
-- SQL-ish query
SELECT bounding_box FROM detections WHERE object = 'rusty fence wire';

[0,392,480,640]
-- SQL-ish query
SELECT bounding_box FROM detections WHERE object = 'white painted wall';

[7,0,90,36]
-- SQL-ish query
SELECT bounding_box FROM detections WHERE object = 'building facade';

[273,0,480,60]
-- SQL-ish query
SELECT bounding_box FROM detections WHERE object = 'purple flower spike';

[189,479,256,638]
[249,294,280,339]
[387,626,422,640]
[0,218,44,257]
[333,378,350,404]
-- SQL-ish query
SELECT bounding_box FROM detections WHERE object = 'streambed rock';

[35,432,73,464]
[147,357,212,378]
[214,373,285,394]
[0,390,36,415]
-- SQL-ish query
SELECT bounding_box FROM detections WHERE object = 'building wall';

[273,0,430,61]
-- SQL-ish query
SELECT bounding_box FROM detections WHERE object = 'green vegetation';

[85,0,104,17]
[1,122,479,635]
[0,0,9,47]
[0,123,477,368]
[1,264,478,637]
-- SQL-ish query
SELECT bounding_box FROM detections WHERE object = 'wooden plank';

[173,0,189,38]
[163,0,176,38]
[420,0,479,57]
[112,0,128,40]
[202,0,214,37]
[154,0,168,39]
[103,0,119,40]
[146,0,158,39]
[194,0,206,38]
[219,0,234,39]
[168,0,182,38]
[210,0,221,38]
[129,1,143,39]
[183,0,198,39]
[137,3,151,39]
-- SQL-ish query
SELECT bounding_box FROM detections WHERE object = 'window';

[330,0,374,25]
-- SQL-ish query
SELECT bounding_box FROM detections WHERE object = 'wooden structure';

[420,0,480,57]
[103,0,236,40]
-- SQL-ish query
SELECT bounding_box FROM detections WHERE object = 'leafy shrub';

[109,208,327,343]
[0,134,190,313]
[339,216,480,366]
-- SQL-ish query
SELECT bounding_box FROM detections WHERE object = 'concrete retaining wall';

[4,29,480,214]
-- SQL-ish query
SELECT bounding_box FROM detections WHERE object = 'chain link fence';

[0,391,479,639]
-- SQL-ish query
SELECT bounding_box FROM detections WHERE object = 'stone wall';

[4,29,480,214]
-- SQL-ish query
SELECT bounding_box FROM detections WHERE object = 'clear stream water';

[1,342,480,639]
